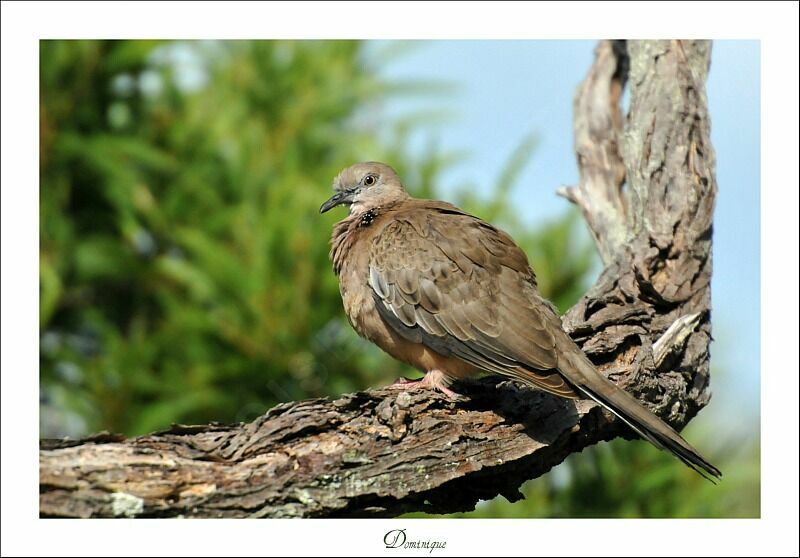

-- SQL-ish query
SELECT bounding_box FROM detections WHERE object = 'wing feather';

[369,202,578,399]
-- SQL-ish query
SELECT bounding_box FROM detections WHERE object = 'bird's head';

[319,162,409,215]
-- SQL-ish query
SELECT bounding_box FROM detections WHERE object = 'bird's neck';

[356,208,378,228]
[330,201,402,276]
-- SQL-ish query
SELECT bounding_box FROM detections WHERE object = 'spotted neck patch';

[358,208,378,228]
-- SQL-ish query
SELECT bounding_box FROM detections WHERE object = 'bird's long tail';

[561,346,722,482]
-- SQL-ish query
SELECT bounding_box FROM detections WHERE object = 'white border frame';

[2,1,798,556]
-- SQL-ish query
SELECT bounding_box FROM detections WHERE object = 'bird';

[320,161,721,481]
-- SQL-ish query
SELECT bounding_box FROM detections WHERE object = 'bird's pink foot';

[386,369,463,400]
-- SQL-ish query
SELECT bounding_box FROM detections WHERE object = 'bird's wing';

[368,201,578,398]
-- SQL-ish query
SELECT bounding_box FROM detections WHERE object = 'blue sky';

[373,40,760,423]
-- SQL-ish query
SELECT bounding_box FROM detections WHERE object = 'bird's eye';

[363,175,377,186]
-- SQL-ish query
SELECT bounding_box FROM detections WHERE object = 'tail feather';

[561,348,722,482]
[576,384,721,482]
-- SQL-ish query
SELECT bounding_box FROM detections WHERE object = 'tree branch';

[558,39,629,264]
[39,40,717,518]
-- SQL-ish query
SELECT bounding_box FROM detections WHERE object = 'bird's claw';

[386,370,464,400]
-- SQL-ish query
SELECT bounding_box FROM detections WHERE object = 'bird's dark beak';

[319,190,356,214]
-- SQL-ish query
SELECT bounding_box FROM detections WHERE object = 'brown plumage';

[321,162,721,481]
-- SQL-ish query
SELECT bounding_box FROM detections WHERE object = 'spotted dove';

[320,162,720,480]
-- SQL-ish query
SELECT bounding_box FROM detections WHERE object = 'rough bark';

[39,40,717,518]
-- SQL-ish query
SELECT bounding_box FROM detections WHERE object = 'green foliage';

[40,40,757,518]
[41,40,398,434]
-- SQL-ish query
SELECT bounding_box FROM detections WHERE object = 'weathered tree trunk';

[39,40,717,518]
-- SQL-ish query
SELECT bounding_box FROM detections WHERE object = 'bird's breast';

[340,265,478,379]
[331,209,479,379]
